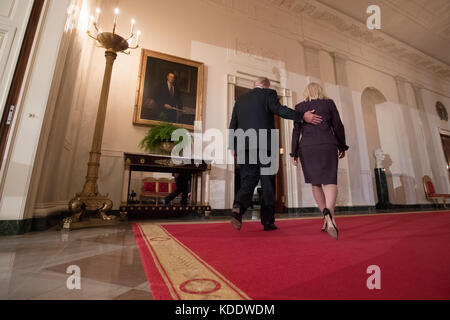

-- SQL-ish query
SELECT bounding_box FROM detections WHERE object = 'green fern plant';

[139,123,182,152]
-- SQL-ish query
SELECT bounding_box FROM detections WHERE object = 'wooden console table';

[120,153,212,219]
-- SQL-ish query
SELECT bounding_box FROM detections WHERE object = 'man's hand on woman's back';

[303,109,323,125]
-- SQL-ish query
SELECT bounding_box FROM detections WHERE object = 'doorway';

[439,133,450,181]
[0,0,45,169]
[233,85,285,213]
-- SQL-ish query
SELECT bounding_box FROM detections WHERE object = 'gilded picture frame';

[133,49,204,130]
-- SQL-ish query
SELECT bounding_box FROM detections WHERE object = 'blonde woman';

[290,83,348,240]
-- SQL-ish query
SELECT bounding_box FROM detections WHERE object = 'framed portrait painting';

[133,49,204,130]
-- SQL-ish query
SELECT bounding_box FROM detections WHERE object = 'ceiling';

[316,0,450,65]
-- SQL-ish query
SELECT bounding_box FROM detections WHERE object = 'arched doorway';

[361,87,405,204]
[361,87,387,172]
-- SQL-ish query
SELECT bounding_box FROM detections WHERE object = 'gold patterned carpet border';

[135,223,250,300]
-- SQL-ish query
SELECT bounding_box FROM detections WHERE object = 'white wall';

[34,0,315,212]
[7,0,450,221]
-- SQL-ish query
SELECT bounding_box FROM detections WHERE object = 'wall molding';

[0,211,63,235]
[268,0,450,82]
[101,149,125,158]
[203,0,450,97]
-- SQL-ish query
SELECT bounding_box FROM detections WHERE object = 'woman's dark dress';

[291,99,349,185]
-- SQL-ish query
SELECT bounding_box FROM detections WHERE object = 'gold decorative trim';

[154,159,175,167]
[137,223,250,300]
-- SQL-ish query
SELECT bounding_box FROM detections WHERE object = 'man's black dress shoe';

[231,207,242,230]
[263,224,278,231]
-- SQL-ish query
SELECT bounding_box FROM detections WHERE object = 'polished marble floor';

[0,208,444,300]
[0,222,154,300]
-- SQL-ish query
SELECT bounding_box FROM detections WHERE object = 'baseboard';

[0,214,60,235]
[286,203,444,215]
[1,204,445,235]
[0,210,122,235]
[211,204,445,217]
[287,206,374,215]
[0,220,33,236]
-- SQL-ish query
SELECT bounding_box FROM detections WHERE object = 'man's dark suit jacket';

[154,83,183,123]
[229,88,304,153]
[290,98,349,158]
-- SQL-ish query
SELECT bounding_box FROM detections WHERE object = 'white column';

[394,76,422,203]
[280,89,299,208]
[332,52,366,205]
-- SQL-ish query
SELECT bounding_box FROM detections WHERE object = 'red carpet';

[133,211,450,300]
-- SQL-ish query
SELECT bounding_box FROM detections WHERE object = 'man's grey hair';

[255,77,270,88]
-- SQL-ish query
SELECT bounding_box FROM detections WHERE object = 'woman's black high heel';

[322,208,338,240]
[321,218,327,232]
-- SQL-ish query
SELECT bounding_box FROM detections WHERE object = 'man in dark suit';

[229,77,323,231]
[154,72,183,123]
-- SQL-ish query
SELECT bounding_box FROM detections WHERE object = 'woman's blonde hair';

[303,82,327,101]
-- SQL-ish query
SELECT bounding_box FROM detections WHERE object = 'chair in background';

[423,175,450,208]
[140,177,158,204]
[156,178,170,204]
[140,177,178,204]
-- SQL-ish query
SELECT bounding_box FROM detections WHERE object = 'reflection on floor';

[0,223,152,300]
[0,208,445,300]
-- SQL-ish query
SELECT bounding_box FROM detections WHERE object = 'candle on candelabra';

[136,30,141,47]
[87,15,94,31]
[130,19,135,35]
[95,8,101,24]
[114,8,119,27]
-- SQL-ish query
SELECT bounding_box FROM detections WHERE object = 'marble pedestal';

[375,168,393,209]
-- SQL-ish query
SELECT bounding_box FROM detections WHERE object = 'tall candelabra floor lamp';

[63,8,141,230]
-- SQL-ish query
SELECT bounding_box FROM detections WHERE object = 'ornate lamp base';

[64,193,115,230]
